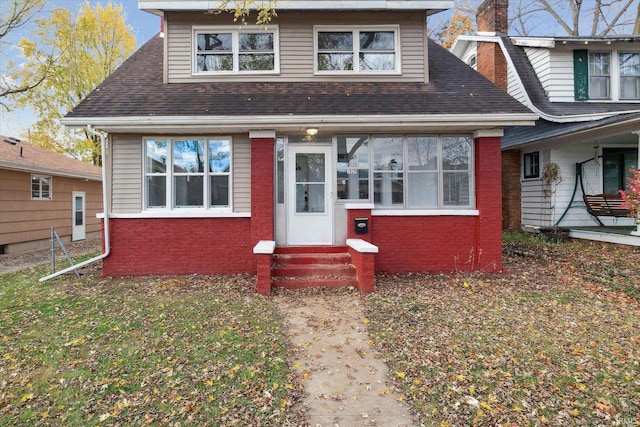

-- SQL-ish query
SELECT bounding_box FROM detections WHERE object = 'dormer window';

[620,52,640,100]
[193,26,279,74]
[588,52,610,100]
[314,26,400,74]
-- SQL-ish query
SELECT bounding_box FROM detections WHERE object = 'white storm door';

[72,191,86,241]
[287,145,333,245]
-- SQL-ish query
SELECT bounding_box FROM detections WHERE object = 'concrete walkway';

[278,293,416,427]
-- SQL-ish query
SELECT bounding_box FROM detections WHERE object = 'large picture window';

[336,135,473,208]
[194,26,278,74]
[602,147,637,194]
[315,26,399,73]
[145,137,232,210]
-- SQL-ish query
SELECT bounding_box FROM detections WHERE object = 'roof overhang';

[0,160,102,181]
[139,0,453,15]
[504,115,640,149]
[61,113,538,134]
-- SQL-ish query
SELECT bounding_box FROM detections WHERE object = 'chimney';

[476,0,509,90]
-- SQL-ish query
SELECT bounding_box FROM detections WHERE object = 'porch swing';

[555,156,630,227]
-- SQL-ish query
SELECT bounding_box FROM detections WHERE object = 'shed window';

[31,175,52,200]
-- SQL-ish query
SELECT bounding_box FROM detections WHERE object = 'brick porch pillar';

[250,131,275,273]
[474,130,503,272]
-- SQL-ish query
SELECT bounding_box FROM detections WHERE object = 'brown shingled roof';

[66,35,532,119]
[0,135,102,180]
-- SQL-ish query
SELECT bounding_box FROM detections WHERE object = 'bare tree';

[0,0,53,108]
[509,0,637,36]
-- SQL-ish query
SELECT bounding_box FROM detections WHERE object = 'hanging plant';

[540,162,561,185]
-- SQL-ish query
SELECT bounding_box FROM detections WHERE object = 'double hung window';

[588,52,611,99]
[194,26,278,74]
[145,137,232,210]
[31,174,51,200]
[619,52,640,100]
[336,135,473,209]
[315,27,398,73]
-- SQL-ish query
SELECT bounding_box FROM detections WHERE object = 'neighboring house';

[61,0,536,293]
[451,0,640,241]
[0,135,102,254]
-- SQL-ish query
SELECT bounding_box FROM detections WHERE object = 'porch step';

[271,247,358,290]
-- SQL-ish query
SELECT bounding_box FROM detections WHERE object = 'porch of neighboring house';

[568,226,640,247]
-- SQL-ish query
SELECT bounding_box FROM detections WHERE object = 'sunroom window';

[145,137,232,210]
[620,52,640,100]
[336,135,473,208]
[315,27,398,73]
[194,26,278,74]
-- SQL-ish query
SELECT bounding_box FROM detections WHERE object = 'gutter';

[39,125,110,282]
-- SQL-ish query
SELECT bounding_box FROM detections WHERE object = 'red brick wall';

[474,136,503,271]
[347,209,372,241]
[102,218,253,277]
[371,216,479,273]
[250,138,275,245]
[502,149,522,231]
[369,136,503,273]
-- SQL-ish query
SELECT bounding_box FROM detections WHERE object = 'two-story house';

[61,0,536,293]
[451,0,640,245]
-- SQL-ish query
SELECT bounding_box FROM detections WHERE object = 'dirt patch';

[277,288,416,427]
[0,239,101,275]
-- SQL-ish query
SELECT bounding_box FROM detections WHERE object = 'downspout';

[39,125,110,281]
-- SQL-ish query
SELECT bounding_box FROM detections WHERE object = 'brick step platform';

[271,247,358,290]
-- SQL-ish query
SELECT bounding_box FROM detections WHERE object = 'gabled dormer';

[139,0,453,83]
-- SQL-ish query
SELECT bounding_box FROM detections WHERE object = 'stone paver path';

[278,293,416,427]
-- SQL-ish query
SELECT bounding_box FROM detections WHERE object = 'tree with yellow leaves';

[12,1,135,165]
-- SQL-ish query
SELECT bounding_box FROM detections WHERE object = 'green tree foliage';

[13,1,135,165]
[216,0,278,25]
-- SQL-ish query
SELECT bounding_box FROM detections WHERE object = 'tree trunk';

[634,1,640,34]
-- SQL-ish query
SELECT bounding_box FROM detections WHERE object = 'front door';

[72,191,86,241]
[287,145,333,245]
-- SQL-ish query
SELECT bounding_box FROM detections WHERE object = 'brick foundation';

[102,217,253,277]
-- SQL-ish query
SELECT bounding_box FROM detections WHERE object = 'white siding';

[110,134,252,214]
[523,47,551,97]
[545,48,575,102]
[521,145,637,228]
[166,11,426,83]
[507,65,527,105]
[111,135,142,213]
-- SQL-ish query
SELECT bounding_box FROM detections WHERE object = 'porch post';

[250,131,276,270]
[633,132,640,236]
[474,129,504,271]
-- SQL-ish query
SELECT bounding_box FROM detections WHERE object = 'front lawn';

[0,264,303,426]
[365,236,640,426]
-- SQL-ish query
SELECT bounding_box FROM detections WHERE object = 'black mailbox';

[354,217,368,234]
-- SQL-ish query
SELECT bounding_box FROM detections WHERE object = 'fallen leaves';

[365,236,640,426]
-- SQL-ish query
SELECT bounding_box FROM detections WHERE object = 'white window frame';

[143,136,233,213]
[313,25,401,75]
[335,134,474,209]
[31,174,52,200]
[588,51,611,100]
[192,25,280,75]
[619,52,640,100]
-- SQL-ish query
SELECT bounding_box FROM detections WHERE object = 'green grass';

[0,263,300,426]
